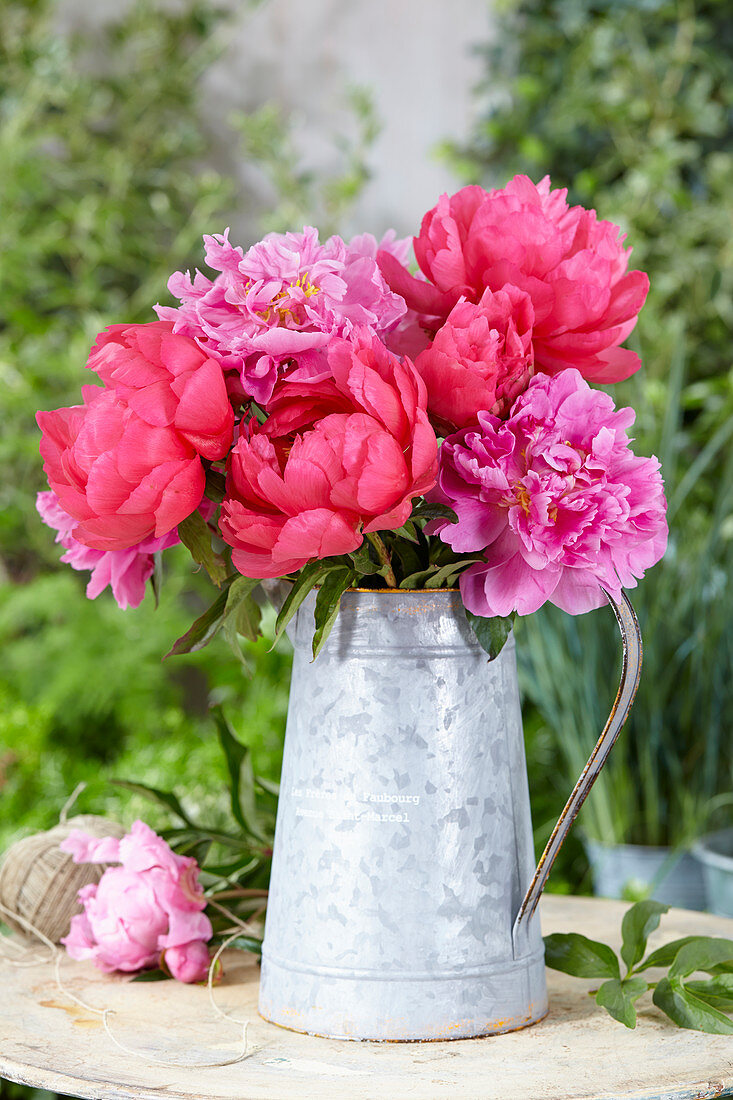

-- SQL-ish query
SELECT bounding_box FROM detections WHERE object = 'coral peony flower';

[87,321,234,461]
[429,370,667,617]
[156,228,407,406]
[60,820,212,981]
[37,384,207,551]
[219,332,438,578]
[378,175,649,384]
[36,490,178,609]
[414,285,535,431]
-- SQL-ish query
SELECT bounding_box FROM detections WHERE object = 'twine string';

[0,899,257,1069]
[58,783,87,825]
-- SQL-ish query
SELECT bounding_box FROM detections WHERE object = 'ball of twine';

[0,815,125,944]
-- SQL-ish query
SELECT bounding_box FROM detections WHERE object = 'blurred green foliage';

[0,0,379,864]
[0,0,288,856]
[449,0,733,851]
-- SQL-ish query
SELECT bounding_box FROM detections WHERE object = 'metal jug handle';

[512,589,642,945]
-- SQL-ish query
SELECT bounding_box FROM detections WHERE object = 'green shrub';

[0,0,375,857]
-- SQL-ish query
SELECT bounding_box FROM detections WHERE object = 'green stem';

[366,533,398,589]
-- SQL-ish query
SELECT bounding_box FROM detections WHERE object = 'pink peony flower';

[37,384,207,551]
[219,332,438,578]
[164,940,212,983]
[414,285,535,432]
[60,820,212,981]
[156,228,407,406]
[36,490,178,609]
[378,175,649,384]
[87,321,234,461]
[429,369,667,617]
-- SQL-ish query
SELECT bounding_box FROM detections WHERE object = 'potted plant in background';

[448,0,733,907]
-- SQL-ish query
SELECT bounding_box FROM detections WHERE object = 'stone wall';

[56,0,491,241]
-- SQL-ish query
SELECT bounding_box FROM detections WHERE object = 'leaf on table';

[595,975,649,1028]
[637,935,701,971]
[653,977,733,1033]
[215,934,262,956]
[668,937,733,980]
[620,899,669,972]
[543,932,620,980]
[686,973,733,1011]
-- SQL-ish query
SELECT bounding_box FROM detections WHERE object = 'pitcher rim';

[350,586,459,594]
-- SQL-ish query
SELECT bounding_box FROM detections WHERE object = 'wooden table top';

[2,895,733,1100]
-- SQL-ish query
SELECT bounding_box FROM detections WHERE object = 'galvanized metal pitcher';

[259,588,641,1041]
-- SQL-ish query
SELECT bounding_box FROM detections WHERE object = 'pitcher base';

[258,950,548,1042]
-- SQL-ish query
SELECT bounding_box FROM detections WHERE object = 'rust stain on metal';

[260,1006,549,1043]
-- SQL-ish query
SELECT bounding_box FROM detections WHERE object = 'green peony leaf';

[178,510,228,586]
[165,580,235,657]
[312,568,355,659]
[465,610,515,661]
[348,540,382,576]
[669,938,733,981]
[595,976,649,1028]
[620,899,669,972]
[216,934,262,956]
[272,561,335,647]
[131,969,170,982]
[686,974,733,1011]
[212,708,266,843]
[653,977,733,1034]
[409,501,458,523]
[110,779,195,828]
[637,935,701,971]
[544,932,620,979]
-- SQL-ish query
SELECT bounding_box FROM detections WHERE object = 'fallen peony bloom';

[60,820,212,982]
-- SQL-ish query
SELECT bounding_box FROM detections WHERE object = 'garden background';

[1,1,732,1094]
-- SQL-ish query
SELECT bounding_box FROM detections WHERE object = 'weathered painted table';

[2,896,733,1100]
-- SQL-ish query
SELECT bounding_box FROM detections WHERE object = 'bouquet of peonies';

[36,175,668,658]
